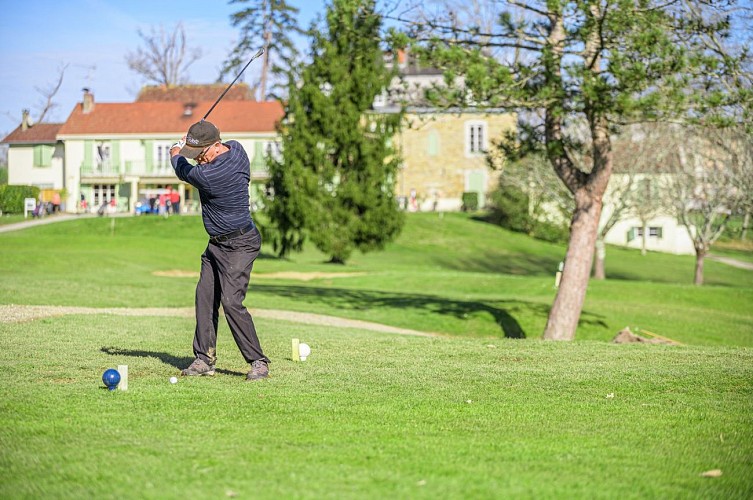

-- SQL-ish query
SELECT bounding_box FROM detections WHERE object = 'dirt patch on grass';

[254,271,367,281]
[152,270,199,278]
[0,304,436,337]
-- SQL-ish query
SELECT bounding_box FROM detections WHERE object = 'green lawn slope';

[0,212,750,345]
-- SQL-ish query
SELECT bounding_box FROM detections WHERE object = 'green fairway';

[0,213,750,344]
[0,315,751,498]
[0,213,752,498]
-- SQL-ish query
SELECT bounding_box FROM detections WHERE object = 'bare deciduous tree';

[629,177,666,256]
[3,64,68,127]
[125,23,202,87]
[662,125,749,285]
[35,63,69,124]
[594,126,675,278]
[711,126,753,242]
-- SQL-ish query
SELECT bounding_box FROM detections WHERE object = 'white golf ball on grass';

[169,376,178,384]
[299,343,311,361]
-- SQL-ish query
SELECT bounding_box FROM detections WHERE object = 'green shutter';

[44,145,54,166]
[32,145,54,167]
[111,141,121,172]
[627,227,636,243]
[84,140,94,169]
[144,140,154,172]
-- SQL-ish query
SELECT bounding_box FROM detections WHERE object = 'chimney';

[21,109,32,131]
[82,88,95,114]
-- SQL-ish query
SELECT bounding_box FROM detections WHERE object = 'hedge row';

[0,185,40,214]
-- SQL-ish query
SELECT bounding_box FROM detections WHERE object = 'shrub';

[532,220,570,243]
[484,184,570,243]
[484,185,532,233]
[461,192,479,212]
[0,185,40,214]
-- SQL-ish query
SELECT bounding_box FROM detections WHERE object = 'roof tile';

[136,84,255,102]
[57,100,283,136]
[1,123,63,144]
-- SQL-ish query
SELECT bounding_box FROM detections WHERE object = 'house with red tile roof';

[2,88,283,214]
[2,111,64,191]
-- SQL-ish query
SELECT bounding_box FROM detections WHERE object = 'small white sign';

[24,198,36,219]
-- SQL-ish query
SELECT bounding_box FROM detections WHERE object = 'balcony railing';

[81,160,174,177]
[81,159,270,178]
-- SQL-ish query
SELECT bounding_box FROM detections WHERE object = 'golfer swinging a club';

[170,120,270,380]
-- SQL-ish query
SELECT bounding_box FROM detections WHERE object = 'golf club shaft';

[203,47,266,121]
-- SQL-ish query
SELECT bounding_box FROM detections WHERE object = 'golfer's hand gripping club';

[170,138,185,157]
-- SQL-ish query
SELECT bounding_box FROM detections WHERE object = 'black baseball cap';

[179,120,221,159]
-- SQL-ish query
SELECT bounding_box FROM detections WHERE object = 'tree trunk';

[742,210,750,241]
[694,250,706,285]
[260,27,272,100]
[541,9,612,341]
[544,189,602,340]
[641,221,647,256]
[593,237,606,280]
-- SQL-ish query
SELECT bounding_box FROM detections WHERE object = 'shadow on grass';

[253,284,528,337]
[252,284,609,338]
[430,249,563,276]
[100,347,245,376]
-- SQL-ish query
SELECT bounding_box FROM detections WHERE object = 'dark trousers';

[193,227,268,366]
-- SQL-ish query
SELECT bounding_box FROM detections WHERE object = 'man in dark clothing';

[170,120,269,381]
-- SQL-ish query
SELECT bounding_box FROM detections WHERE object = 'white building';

[600,173,695,255]
[2,88,284,213]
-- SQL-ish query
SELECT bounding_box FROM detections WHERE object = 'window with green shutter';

[33,145,54,167]
[111,141,121,172]
[84,140,94,170]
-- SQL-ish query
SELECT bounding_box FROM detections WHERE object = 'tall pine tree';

[222,0,301,99]
[265,0,404,264]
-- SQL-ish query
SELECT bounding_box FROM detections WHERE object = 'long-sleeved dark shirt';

[171,140,254,237]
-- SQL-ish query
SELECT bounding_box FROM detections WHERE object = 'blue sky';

[4,1,747,138]
[0,0,327,134]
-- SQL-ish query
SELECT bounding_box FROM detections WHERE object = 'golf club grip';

[203,48,266,120]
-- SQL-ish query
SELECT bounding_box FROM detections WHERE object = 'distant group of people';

[44,187,185,216]
[31,192,62,218]
[72,186,183,216]
[145,186,181,216]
